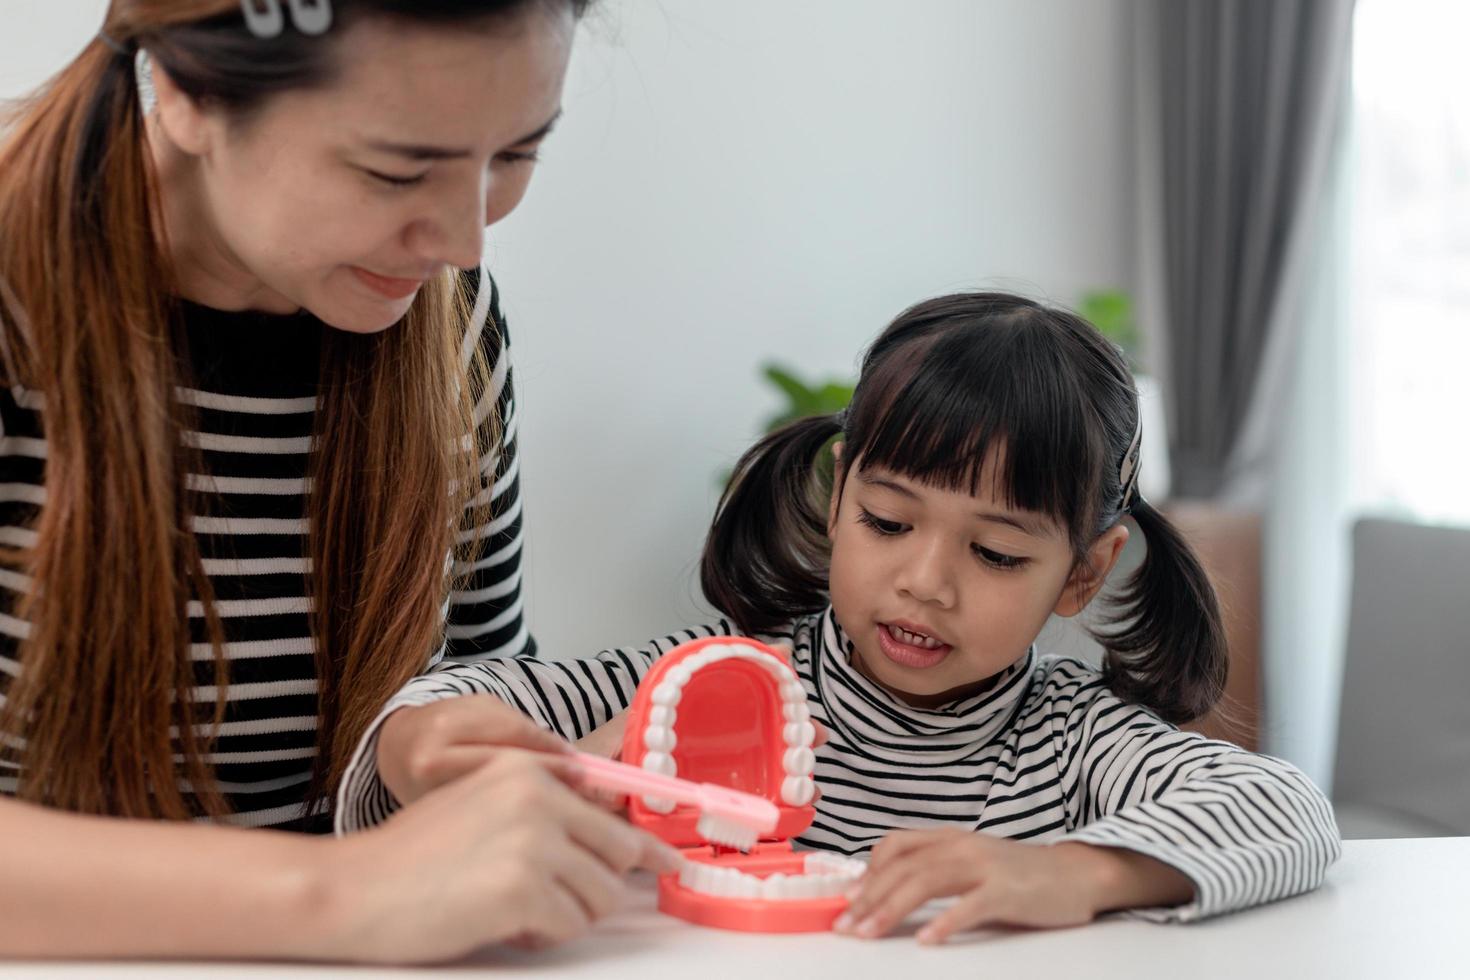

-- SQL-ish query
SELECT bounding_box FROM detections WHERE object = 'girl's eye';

[365,169,428,188]
[856,509,906,536]
[495,149,541,165]
[973,545,1028,571]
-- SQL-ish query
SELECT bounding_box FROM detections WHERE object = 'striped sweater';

[0,266,531,831]
[338,607,1341,921]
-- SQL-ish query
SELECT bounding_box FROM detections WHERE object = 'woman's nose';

[410,180,488,270]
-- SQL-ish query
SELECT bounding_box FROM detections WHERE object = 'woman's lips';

[351,266,425,300]
[876,623,952,669]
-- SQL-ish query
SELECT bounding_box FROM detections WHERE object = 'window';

[1349,0,1470,525]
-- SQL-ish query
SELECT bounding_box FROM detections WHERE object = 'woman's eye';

[856,509,906,535]
[494,149,542,165]
[365,169,428,188]
[974,545,1027,570]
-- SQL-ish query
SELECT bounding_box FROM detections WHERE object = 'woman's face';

[149,8,574,331]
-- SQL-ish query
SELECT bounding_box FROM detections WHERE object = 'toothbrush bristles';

[696,813,758,852]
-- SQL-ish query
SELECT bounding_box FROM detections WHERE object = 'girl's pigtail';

[1095,499,1228,724]
[700,413,843,634]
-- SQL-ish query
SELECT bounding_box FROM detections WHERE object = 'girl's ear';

[827,442,845,536]
[1054,523,1130,617]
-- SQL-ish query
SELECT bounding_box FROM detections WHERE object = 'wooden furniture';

[1164,503,1263,750]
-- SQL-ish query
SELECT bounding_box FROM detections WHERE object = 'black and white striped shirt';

[0,266,531,831]
[338,607,1341,921]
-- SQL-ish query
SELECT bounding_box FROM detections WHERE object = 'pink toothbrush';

[573,751,779,851]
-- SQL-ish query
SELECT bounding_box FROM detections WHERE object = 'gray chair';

[1332,517,1470,838]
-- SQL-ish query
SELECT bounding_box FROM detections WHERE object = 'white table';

[5,838,1467,979]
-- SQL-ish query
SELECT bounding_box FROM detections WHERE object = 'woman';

[0,0,676,963]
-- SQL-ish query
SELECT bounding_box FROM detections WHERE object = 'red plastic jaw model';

[620,636,865,933]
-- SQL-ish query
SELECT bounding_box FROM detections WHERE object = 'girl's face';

[827,449,1127,708]
[148,8,574,332]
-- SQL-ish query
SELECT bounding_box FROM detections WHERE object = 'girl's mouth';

[876,623,952,669]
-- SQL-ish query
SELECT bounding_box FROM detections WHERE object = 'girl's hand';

[575,708,629,760]
[836,830,1193,944]
[323,748,684,962]
[377,695,572,806]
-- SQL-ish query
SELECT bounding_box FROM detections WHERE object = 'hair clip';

[241,0,333,39]
[1119,414,1143,512]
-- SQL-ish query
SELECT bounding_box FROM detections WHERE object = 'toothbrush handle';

[572,751,704,806]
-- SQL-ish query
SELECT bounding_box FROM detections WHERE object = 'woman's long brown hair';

[0,0,555,818]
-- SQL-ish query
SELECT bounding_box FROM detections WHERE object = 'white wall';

[2,1,1139,659]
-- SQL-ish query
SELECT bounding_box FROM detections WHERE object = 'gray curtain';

[1143,0,1354,499]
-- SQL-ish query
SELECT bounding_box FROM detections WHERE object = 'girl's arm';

[1049,660,1342,922]
[334,620,739,833]
[841,660,1339,941]
[0,753,679,962]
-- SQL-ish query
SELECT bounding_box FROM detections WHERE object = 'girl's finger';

[843,852,982,931]
[844,872,959,939]
[915,885,999,945]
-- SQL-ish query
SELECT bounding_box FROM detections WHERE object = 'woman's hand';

[377,695,572,806]
[836,830,1194,944]
[323,748,684,963]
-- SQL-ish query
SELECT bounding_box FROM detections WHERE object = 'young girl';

[351,292,1340,941]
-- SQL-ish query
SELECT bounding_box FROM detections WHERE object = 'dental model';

[617,636,866,933]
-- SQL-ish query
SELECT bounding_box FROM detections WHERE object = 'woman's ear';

[827,441,845,536]
[1053,523,1130,617]
[148,59,217,157]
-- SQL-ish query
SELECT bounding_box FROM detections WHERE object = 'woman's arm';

[0,750,679,963]
[336,621,737,832]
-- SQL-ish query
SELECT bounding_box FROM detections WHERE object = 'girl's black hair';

[701,292,1227,724]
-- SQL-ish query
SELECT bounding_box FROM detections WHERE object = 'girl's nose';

[894,540,958,609]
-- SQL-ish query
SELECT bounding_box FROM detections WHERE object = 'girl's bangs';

[847,315,1105,536]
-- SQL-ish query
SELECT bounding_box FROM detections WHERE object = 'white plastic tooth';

[783,720,816,747]
[737,873,761,900]
[781,775,816,806]
[761,873,788,900]
[651,682,682,707]
[783,701,811,724]
[784,746,816,776]
[780,680,805,703]
[643,724,677,753]
[640,749,677,813]
[648,704,676,728]
[668,664,694,688]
